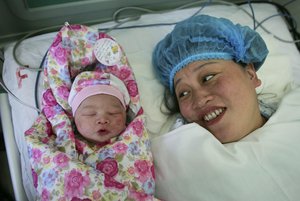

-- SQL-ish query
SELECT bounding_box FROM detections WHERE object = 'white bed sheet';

[2,3,300,200]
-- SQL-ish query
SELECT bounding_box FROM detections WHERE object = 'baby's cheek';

[115,115,126,126]
[77,124,86,134]
[76,120,93,134]
[119,117,126,125]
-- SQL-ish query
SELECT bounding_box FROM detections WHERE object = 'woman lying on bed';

[152,15,300,201]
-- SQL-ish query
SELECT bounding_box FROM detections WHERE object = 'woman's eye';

[203,74,214,82]
[178,91,189,98]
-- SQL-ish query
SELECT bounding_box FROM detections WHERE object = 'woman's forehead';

[175,60,220,77]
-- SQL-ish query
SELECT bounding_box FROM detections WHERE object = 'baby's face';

[74,94,126,144]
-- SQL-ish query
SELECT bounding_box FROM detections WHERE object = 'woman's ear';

[246,63,261,88]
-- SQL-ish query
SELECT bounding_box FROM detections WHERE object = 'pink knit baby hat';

[68,71,130,115]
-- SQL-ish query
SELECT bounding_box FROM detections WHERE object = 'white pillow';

[256,33,297,105]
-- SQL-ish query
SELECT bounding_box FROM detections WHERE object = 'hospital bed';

[1,1,300,200]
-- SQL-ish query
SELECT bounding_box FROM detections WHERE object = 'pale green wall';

[0,0,299,45]
[0,0,196,45]
[26,0,83,8]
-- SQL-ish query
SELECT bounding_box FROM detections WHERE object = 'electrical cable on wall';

[237,0,300,50]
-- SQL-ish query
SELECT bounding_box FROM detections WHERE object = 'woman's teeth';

[204,108,224,121]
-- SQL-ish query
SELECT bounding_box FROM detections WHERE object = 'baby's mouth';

[97,129,109,136]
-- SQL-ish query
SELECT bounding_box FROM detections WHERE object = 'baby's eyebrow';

[174,61,217,88]
[80,105,95,111]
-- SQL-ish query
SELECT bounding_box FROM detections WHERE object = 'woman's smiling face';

[174,59,265,143]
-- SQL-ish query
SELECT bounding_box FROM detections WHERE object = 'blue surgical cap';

[152,15,269,94]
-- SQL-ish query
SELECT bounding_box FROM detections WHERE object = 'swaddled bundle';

[25,24,157,201]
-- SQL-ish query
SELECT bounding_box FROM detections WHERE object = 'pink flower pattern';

[43,89,57,106]
[32,148,43,163]
[32,169,38,188]
[113,142,128,154]
[132,119,144,137]
[64,169,91,198]
[127,80,139,97]
[96,158,118,177]
[92,190,101,200]
[119,67,131,80]
[104,175,125,189]
[52,34,62,47]
[129,190,153,201]
[53,153,70,168]
[41,188,51,201]
[43,105,61,119]
[57,85,70,100]
[134,160,151,183]
[52,46,67,65]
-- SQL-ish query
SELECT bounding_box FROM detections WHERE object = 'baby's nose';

[96,118,110,124]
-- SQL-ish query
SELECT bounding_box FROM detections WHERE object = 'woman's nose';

[192,89,212,109]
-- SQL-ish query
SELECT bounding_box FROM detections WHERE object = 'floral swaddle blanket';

[24,24,157,201]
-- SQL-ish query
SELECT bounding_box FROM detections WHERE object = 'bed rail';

[0,93,28,201]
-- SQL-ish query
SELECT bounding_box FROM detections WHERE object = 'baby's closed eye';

[81,110,96,116]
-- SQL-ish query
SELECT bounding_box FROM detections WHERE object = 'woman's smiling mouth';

[204,108,225,122]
